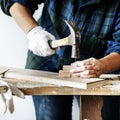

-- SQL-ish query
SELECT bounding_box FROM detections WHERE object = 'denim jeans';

[33,95,74,120]
[102,96,120,120]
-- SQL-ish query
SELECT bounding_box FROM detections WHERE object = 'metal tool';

[48,21,81,58]
[67,21,81,58]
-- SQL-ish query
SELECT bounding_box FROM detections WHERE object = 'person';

[0,0,120,120]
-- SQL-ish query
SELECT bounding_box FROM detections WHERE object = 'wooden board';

[0,66,109,89]
[81,96,103,120]
[0,66,120,89]
[0,66,9,75]
[0,66,120,120]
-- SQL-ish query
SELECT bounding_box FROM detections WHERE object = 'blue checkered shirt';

[1,0,120,72]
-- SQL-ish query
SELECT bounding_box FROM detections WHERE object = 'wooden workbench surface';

[0,66,120,96]
[0,66,120,120]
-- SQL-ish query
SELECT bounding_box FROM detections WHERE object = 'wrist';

[99,58,109,74]
[27,25,42,32]
[99,53,120,73]
[27,26,43,40]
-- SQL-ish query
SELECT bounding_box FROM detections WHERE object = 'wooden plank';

[62,65,74,72]
[0,66,9,75]
[3,68,86,89]
[81,96,103,120]
[0,66,120,120]
[1,67,107,89]
[0,66,120,95]
[2,77,120,96]
[100,74,120,80]
[59,70,71,78]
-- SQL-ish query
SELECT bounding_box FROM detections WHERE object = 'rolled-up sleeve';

[0,0,44,16]
[105,11,120,55]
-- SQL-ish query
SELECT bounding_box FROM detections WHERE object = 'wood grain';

[0,66,120,95]
[2,67,108,89]
[81,96,103,120]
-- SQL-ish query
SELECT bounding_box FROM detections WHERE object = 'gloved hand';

[70,57,106,78]
[27,26,56,56]
[0,79,25,115]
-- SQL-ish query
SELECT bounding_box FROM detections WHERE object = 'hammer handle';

[48,37,69,49]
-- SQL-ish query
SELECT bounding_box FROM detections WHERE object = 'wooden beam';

[1,66,106,89]
[0,66,120,95]
[81,96,103,120]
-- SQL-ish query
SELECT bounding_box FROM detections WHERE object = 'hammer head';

[66,21,81,58]
[48,20,80,58]
[65,21,75,45]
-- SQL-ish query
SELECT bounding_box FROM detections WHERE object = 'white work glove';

[0,79,25,115]
[27,26,56,56]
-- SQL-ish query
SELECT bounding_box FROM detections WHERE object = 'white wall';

[0,9,27,68]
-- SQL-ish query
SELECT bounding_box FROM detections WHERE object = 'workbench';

[0,66,120,120]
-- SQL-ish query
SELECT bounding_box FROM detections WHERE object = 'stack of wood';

[59,65,75,78]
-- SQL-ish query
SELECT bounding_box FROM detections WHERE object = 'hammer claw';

[67,21,81,58]
[48,20,81,59]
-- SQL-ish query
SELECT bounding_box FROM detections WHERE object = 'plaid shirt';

[1,0,120,72]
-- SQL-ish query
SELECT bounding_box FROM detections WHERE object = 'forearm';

[9,3,38,33]
[100,52,120,73]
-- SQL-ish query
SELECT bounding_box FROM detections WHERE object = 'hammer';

[67,21,81,58]
[48,21,81,58]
